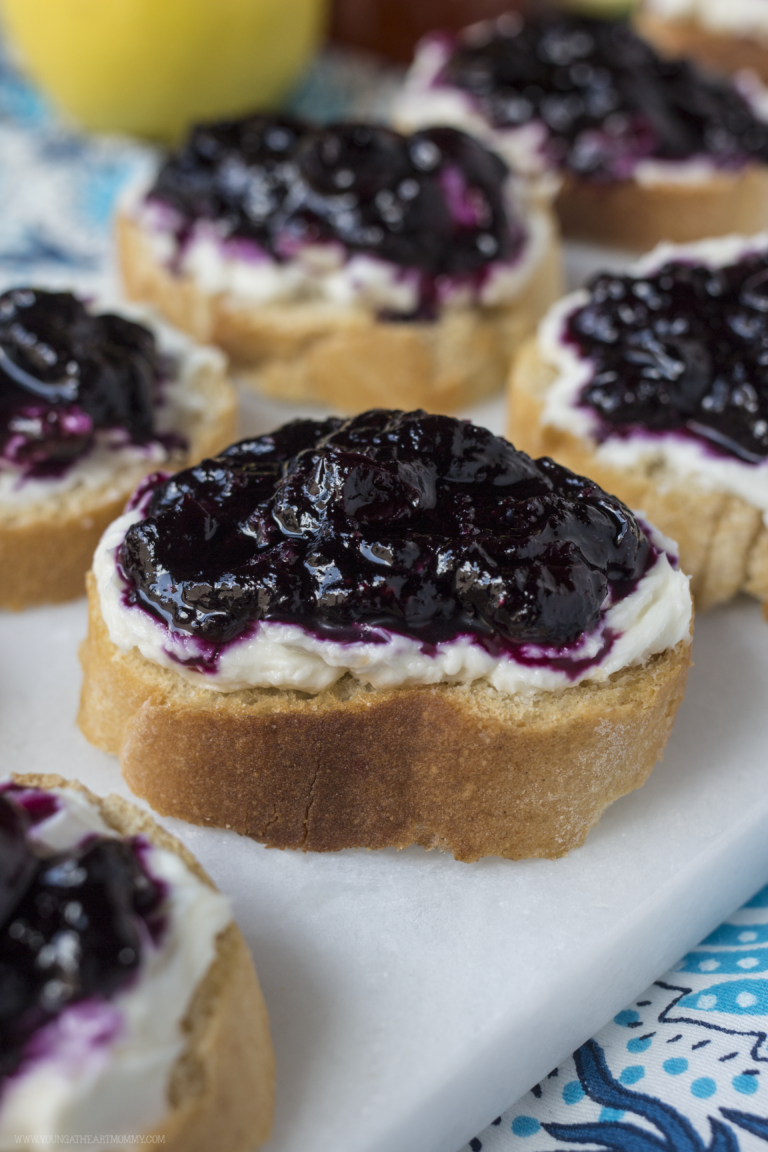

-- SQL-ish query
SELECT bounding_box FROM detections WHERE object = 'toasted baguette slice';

[116,209,562,414]
[508,337,768,610]
[0,337,237,611]
[10,772,274,1152]
[554,164,768,250]
[636,9,768,84]
[78,574,691,864]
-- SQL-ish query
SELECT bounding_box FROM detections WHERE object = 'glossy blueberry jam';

[0,289,162,479]
[0,789,164,1082]
[566,252,768,463]
[439,12,768,181]
[118,410,652,659]
[147,117,524,318]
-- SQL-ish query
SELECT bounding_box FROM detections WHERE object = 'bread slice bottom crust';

[636,10,768,84]
[508,338,768,610]
[555,164,768,250]
[117,211,563,414]
[78,575,691,863]
[0,361,237,611]
[9,773,274,1152]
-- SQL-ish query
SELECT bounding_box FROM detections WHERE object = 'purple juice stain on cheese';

[0,781,60,824]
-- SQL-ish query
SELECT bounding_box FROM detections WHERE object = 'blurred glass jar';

[0,0,329,140]
[330,0,525,60]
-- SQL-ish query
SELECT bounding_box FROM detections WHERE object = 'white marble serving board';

[2,378,768,1152]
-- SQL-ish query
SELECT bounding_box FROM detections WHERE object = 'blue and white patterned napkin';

[2,36,768,1152]
[0,41,151,289]
[463,884,768,1151]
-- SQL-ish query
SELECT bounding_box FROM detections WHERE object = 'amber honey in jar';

[330,0,526,60]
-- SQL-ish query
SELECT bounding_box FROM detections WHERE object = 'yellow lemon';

[0,0,328,140]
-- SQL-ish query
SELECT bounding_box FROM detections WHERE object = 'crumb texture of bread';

[636,10,768,82]
[9,772,274,1152]
[117,211,563,414]
[0,356,237,612]
[78,575,691,863]
[555,166,768,250]
[508,337,768,610]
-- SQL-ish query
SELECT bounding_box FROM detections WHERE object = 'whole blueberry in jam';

[0,289,162,479]
[147,118,524,318]
[118,410,652,660]
[0,789,164,1081]
[439,12,768,181]
[566,251,768,463]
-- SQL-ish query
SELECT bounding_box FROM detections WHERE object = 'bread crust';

[508,337,768,610]
[555,164,768,250]
[0,356,237,611]
[10,772,274,1152]
[116,211,563,414]
[636,9,768,83]
[78,574,691,863]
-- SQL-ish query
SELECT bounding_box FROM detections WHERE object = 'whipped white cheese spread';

[0,786,231,1147]
[0,301,225,512]
[645,0,768,37]
[134,187,554,314]
[538,232,768,520]
[94,507,692,697]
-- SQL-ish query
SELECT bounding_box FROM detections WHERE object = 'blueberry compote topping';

[147,117,523,318]
[0,789,164,1081]
[440,12,768,181]
[118,410,651,662]
[0,289,162,479]
[567,252,768,463]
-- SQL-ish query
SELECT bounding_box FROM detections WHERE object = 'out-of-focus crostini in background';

[394,5,768,248]
[117,114,562,414]
[637,0,768,84]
